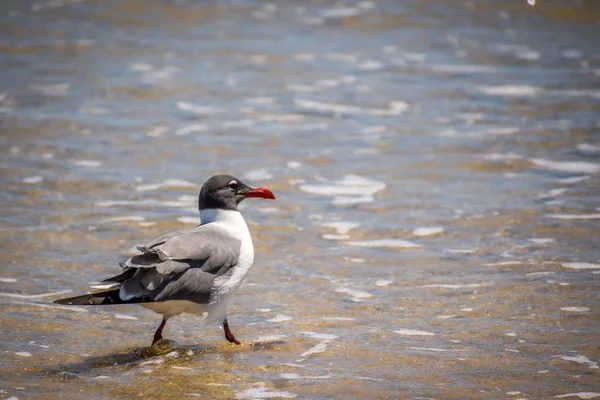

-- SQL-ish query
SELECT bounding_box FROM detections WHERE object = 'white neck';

[200,208,236,224]
[199,208,250,242]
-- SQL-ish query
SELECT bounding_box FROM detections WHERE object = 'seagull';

[54,175,275,346]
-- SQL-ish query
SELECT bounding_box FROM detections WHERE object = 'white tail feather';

[88,282,121,294]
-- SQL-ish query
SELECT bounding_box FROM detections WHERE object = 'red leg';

[223,318,241,345]
[152,318,167,345]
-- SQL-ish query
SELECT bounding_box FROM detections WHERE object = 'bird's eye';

[228,180,238,192]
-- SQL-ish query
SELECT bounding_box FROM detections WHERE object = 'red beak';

[244,186,276,200]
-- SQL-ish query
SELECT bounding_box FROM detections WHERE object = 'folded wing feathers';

[97,226,241,303]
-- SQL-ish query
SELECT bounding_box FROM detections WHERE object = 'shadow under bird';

[54,175,276,346]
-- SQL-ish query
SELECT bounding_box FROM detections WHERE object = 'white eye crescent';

[228,180,238,191]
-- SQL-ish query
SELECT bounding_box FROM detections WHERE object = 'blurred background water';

[1,0,599,399]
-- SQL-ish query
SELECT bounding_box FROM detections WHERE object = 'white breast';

[200,209,255,302]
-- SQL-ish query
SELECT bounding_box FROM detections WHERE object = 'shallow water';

[1,0,600,399]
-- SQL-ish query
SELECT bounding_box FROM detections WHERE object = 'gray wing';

[116,224,241,304]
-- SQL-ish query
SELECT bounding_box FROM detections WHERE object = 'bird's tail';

[53,289,136,305]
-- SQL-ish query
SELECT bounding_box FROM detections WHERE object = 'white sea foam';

[332,195,374,206]
[30,83,70,96]
[577,143,599,153]
[315,78,340,88]
[257,114,305,122]
[294,98,407,117]
[375,280,393,287]
[323,317,355,321]
[145,126,168,137]
[300,341,329,357]
[287,161,302,170]
[560,307,590,312]
[79,106,108,115]
[10,300,87,313]
[557,354,599,369]
[318,221,360,234]
[235,387,297,399]
[343,257,365,263]
[175,124,209,136]
[526,271,555,276]
[407,347,450,352]
[23,176,44,184]
[445,249,477,254]
[479,85,539,97]
[347,239,421,249]
[362,125,387,134]
[73,160,102,167]
[484,261,523,267]
[222,119,254,128]
[394,329,435,336]
[358,60,384,71]
[412,227,444,236]
[300,331,338,340]
[267,314,293,323]
[555,176,590,184]
[244,97,276,105]
[422,283,486,289]
[516,49,540,60]
[286,84,320,93]
[320,7,361,19]
[531,158,600,174]
[129,62,153,72]
[529,238,554,245]
[244,169,274,181]
[554,392,600,399]
[549,213,600,220]
[479,127,520,136]
[177,216,198,224]
[176,101,220,114]
[15,351,32,357]
[483,152,522,161]
[95,199,193,208]
[114,314,138,320]
[561,262,600,270]
[255,334,287,342]
[279,373,301,379]
[135,179,197,192]
[280,373,332,380]
[556,89,600,98]
[0,290,72,299]
[98,216,145,224]
[538,188,568,198]
[335,288,373,301]
[256,207,282,215]
[322,234,350,240]
[298,174,385,201]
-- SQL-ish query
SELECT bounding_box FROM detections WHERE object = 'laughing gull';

[54,175,275,346]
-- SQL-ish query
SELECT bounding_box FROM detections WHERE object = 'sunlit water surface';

[1,0,599,399]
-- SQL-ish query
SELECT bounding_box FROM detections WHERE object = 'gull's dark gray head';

[198,175,276,211]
